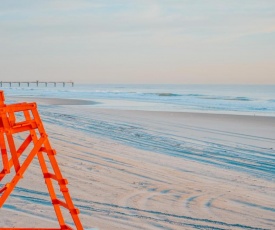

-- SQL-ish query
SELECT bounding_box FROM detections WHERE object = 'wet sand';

[1,98,275,229]
[9,96,98,105]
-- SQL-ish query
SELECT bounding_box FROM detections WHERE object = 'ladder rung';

[60,186,68,193]
[0,183,10,194]
[11,123,38,134]
[39,147,47,152]
[48,149,57,155]
[39,147,56,155]
[70,208,80,215]
[52,199,79,214]
[59,178,68,185]
[52,199,68,209]
[12,120,36,128]
[44,172,57,180]
[43,173,68,186]
[0,169,9,177]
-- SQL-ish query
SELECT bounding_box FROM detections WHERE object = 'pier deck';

[0,81,74,87]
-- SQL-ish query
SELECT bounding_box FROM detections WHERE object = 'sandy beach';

[1,97,275,229]
[2,1,275,229]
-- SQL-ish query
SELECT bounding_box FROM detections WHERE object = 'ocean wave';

[227,96,252,101]
[155,93,181,97]
[185,94,204,97]
[147,93,206,97]
[139,93,181,97]
[200,96,253,101]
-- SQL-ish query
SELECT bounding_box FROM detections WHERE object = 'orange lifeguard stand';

[0,91,83,230]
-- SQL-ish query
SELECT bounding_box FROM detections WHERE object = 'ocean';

[3,84,275,116]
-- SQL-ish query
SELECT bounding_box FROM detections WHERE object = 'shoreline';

[9,96,99,105]
[8,96,275,119]
[92,107,275,121]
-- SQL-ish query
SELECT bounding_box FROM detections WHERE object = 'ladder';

[0,91,83,230]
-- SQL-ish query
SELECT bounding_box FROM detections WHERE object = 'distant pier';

[0,81,74,87]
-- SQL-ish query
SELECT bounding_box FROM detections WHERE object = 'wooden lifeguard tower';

[0,91,83,229]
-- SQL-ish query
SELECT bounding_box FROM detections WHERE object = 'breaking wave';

[199,96,253,101]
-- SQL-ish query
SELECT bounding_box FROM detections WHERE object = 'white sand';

[1,98,275,229]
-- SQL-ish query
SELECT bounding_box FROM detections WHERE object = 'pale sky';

[0,0,275,84]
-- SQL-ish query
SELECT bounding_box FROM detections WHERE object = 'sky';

[0,0,275,84]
